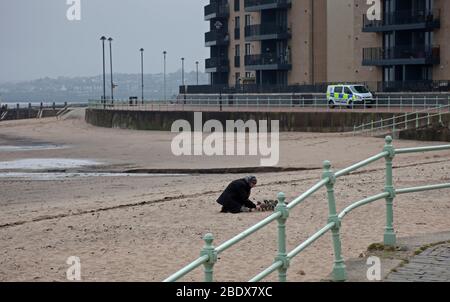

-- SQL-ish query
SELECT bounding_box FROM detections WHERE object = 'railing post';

[275,192,290,282]
[428,113,431,126]
[392,115,396,134]
[200,234,218,282]
[416,113,419,128]
[404,113,408,130]
[322,161,347,282]
[383,136,396,247]
[353,125,356,136]
[439,106,443,125]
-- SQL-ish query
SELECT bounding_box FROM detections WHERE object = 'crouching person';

[217,176,260,214]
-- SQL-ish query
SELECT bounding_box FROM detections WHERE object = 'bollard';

[322,161,347,282]
[200,234,217,282]
[383,136,396,246]
[275,192,290,282]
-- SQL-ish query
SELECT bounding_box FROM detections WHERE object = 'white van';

[326,84,374,108]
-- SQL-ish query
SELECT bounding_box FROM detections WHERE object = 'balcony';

[205,58,230,73]
[363,9,440,32]
[245,53,291,70]
[205,30,230,47]
[362,45,440,66]
[245,23,291,41]
[244,0,292,12]
[204,2,230,20]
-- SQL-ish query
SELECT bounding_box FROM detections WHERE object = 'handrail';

[216,212,281,254]
[396,183,450,195]
[354,102,449,136]
[396,144,450,154]
[164,136,450,282]
[335,152,388,177]
[163,255,209,282]
[338,192,389,220]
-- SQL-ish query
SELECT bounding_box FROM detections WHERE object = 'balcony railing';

[363,9,440,31]
[205,2,230,20]
[244,0,291,11]
[205,58,230,72]
[245,52,291,70]
[205,30,230,46]
[245,23,291,40]
[363,45,440,65]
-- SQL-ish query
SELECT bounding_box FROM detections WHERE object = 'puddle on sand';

[0,172,188,181]
[0,158,101,170]
[0,145,68,152]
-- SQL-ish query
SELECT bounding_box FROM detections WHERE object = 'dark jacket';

[217,178,256,213]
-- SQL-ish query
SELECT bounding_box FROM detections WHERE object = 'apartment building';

[203,0,450,88]
[362,0,449,83]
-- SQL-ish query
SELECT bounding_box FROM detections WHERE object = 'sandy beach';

[0,109,449,282]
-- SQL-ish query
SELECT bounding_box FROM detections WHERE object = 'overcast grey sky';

[0,0,210,83]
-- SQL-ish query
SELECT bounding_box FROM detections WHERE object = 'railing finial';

[385,135,393,145]
[323,160,332,171]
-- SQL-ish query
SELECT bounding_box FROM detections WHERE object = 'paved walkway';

[386,244,450,282]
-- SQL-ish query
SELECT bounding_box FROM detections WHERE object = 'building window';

[245,14,251,27]
[235,16,240,40]
[245,43,251,55]
[234,0,240,12]
[235,45,240,57]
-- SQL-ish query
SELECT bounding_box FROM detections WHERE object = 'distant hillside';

[0,71,208,103]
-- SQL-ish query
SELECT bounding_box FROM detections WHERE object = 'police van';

[326,84,374,109]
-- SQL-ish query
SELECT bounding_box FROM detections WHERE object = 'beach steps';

[0,111,8,121]
[56,106,70,119]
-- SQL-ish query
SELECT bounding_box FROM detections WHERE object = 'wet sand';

[0,109,449,282]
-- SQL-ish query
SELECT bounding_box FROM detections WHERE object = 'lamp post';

[163,51,167,101]
[108,37,114,102]
[140,48,144,103]
[100,36,107,103]
[196,61,199,85]
[181,57,185,87]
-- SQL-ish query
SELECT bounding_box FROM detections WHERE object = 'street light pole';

[108,37,114,102]
[140,48,144,104]
[181,57,185,87]
[196,61,199,85]
[100,36,107,103]
[163,51,167,101]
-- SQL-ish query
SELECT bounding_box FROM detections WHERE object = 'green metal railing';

[164,136,450,282]
[353,104,450,136]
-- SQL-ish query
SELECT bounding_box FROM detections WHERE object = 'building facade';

[204,0,450,88]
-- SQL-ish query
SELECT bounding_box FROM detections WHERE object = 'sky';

[0,0,210,83]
